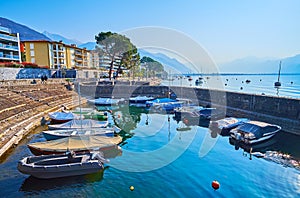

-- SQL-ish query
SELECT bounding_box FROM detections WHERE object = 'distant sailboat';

[274,61,282,87]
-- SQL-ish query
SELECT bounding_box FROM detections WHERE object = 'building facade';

[23,41,92,69]
[0,25,21,62]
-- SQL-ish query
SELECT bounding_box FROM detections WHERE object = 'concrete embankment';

[79,84,300,135]
[0,79,84,158]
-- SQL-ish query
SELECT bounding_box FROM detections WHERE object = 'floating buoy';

[240,87,243,90]
[212,180,220,190]
[130,186,134,191]
[117,114,121,118]
[183,118,189,124]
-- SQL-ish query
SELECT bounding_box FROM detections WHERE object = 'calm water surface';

[0,106,299,197]
[163,74,300,98]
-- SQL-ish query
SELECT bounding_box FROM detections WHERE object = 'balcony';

[0,34,18,42]
[0,53,19,60]
[0,43,19,51]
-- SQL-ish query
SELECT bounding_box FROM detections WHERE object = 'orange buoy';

[212,180,220,190]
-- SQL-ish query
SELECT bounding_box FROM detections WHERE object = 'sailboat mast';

[78,81,83,130]
[277,61,282,82]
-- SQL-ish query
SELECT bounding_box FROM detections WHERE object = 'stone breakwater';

[78,84,300,135]
[0,79,84,158]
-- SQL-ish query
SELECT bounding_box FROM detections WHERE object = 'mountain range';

[0,17,51,41]
[0,17,299,74]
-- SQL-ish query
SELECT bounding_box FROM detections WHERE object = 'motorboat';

[145,97,177,108]
[174,106,223,121]
[87,97,124,106]
[27,135,123,157]
[48,111,75,124]
[17,151,107,179]
[230,121,281,145]
[209,117,250,136]
[47,119,109,130]
[42,126,121,141]
[174,106,203,120]
[146,98,191,113]
[129,96,155,107]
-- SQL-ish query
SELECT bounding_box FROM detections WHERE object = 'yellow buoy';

[130,186,134,191]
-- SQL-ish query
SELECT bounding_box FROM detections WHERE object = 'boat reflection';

[19,168,106,192]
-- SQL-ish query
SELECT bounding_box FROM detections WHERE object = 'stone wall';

[78,84,300,135]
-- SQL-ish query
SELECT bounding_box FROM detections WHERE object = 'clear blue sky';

[1,0,299,63]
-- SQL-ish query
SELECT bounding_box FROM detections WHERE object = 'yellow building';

[23,41,92,69]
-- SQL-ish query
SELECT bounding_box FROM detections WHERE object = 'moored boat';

[209,117,250,136]
[48,112,76,124]
[87,98,124,106]
[230,121,281,145]
[47,119,109,130]
[17,151,107,179]
[27,135,123,157]
[42,126,121,141]
[129,96,155,107]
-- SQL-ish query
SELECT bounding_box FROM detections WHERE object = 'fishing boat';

[87,97,124,106]
[17,151,107,179]
[129,95,155,107]
[230,121,281,145]
[42,126,121,141]
[27,135,122,156]
[209,117,250,136]
[48,111,76,124]
[274,61,282,87]
[47,119,108,130]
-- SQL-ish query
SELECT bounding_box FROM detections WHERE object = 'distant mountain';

[0,17,51,41]
[219,55,300,74]
[42,31,82,45]
[79,42,97,50]
[138,49,191,73]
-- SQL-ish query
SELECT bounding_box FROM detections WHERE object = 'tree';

[95,32,140,79]
[140,56,165,78]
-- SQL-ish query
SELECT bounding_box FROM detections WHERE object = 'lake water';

[0,105,299,197]
[162,74,300,99]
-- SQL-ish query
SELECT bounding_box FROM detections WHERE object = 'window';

[30,43,34,49]
[31,58,35,63]
[30,50,35,56]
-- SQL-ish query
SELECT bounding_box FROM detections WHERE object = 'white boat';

[87,98,124,106]
[17,151,108,179]
[230,121,281,145]
[48,119,108,130]
[209,117,250,136]
[42,126,121,141]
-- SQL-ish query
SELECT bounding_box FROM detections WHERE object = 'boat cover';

[48,112,75,121]
[28,136,122,153]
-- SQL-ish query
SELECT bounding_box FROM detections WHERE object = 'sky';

[1,0,300,64]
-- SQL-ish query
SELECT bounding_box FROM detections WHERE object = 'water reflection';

[19,169,106,192]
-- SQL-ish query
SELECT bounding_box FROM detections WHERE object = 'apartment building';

[23,41,91,69]
[0,25,21,62]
